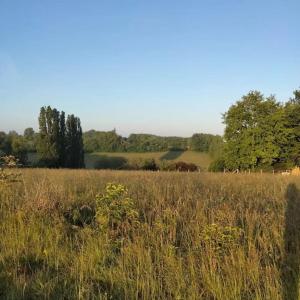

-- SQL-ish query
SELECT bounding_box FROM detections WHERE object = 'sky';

[0,0,299,137]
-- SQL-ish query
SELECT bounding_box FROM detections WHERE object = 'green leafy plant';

[95,183,139,238]
[200,223,243,255]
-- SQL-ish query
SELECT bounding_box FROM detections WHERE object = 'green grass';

[0,168,299,299]
[85,150,212,170]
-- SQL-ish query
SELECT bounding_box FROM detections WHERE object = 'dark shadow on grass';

[282,183,300,300]
[160,150,184,161]
[94,155,128,170]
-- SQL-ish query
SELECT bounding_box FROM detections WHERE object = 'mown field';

[0,169,299,299]
[85,150,212,170]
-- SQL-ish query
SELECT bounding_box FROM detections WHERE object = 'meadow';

[0,168,299,299]
[85,150,212,170]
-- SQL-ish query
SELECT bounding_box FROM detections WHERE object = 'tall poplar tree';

[38,106,84,168]
[65,114,84,168]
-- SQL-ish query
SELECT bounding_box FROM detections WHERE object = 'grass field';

[0,168,299,299]
[85,150,212,170]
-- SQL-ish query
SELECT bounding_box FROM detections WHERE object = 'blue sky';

[0,0,299,136]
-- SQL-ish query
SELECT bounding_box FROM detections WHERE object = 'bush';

[168,161,198,172]
[141,158,158,171]
[63,205,95,227]
[124,158,158,171]
[158,160,173,171]
[208,157,226,172]
[95,183,139,238]
[200,223,243,256]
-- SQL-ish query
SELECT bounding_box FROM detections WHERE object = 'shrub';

[208,157,226,172]
[200,223,243,256]
[63,205,95,227]
[95,183,139,238]
[141,158,158,171]
[124,158,158,171]
[158,159,173,171]
[169,161,198,172]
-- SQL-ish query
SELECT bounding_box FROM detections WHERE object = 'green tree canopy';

[223,91,291,170]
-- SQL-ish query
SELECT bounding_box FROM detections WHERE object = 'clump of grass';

[199,223,244,256]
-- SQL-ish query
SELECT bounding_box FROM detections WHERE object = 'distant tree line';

[0,107,84,168]
[0,127,220,167]
[189,133,224,158]
[0,129,37,165]
[83,131,221,153]
[12,87,300,173]
[210,88,300,171]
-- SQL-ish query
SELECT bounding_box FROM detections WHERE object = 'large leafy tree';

[284,89,300,166]
[223,91,290,170]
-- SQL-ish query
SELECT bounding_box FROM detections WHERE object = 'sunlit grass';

[0,169,297,299]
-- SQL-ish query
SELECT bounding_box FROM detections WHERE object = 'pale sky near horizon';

[0,0,299,137]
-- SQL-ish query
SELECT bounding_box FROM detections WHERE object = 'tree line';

[0,119,221,167]
[3,87,299,171]
[83,130,221,153]
[0,106,84,168]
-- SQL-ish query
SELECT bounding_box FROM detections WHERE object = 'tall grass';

[0,169,298,299]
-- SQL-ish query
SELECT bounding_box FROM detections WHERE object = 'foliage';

[140,158,158,171]
[190,133,223,153]
[83,131,205,153]
[86,151,212,170]
[223,91,293,170]
[284,89,300,166]
[168,161,198,172]
[63,205,95,227]
[95,183,139,238]
[37,106,84,168]
[208,157,226,172]
[126,133,188,152]
[83,129,125,153]
[0,131,31,164]
[65,114,85,168]
[200,223,243,256]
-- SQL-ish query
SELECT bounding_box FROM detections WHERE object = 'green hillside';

[85,150,212,170]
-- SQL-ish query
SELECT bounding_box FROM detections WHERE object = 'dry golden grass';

[0,169,299,299]
[292,167,300,176]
